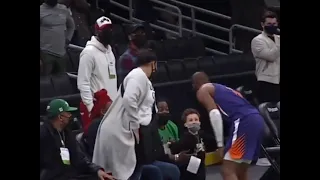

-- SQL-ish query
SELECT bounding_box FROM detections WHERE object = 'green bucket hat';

[46,99,78,116]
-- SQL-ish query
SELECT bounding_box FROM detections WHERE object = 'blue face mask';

[264,25,278,35]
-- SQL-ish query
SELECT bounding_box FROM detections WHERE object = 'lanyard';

[57,131,65,147]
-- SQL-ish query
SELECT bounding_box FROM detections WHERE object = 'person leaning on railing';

[251,10,280,103]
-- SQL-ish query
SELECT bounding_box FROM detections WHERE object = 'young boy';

[170,108,216,180]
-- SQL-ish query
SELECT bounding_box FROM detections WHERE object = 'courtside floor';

[206,165,268,179]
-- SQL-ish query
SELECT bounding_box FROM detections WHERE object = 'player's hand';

[216,147,224,159]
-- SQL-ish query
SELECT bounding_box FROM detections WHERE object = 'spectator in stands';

[59,0,92,47]
[117,23,147,84]
[157,99,180,144]
[170,108,215,180]
[40,0,75,75]
[77,16,117,133]
[84,89,112,157]
[251,11,280,103]
[40,99,114,180]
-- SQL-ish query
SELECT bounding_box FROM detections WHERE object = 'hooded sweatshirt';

[78,36,117,112]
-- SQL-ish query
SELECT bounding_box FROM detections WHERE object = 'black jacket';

[170,130,216,180]
[135,114,173,165]
[40,121,101,180]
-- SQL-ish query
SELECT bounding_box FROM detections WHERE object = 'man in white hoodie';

[77,16,118,133]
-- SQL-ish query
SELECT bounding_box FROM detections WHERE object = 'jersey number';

[226,87,244,98]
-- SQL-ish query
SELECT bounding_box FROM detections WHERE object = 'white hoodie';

[77,36,117,112]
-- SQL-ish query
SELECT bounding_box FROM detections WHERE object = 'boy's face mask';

[186,122,201,133]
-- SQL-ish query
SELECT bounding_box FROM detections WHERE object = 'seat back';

[182,58,199,77]
[51,73,74,95]
[67,48,81,71]
[258,102,280,140]
[198,56,215,76]
[112,24,128,45]
[40,76,56,98]
[167,60,186,81]
[277,101,280,110]
[153,61,169,83]
[236,86,258,106]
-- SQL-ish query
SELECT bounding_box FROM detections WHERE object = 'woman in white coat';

[92,49,157,180]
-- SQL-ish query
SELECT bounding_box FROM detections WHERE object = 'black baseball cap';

[128,23,144,34]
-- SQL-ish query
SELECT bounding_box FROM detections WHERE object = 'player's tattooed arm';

[196,86,224,147]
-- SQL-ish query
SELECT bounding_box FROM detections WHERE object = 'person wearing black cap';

[117,23,148,84]
[40,99,115,180]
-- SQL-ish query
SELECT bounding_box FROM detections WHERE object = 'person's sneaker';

[256,158,271,166]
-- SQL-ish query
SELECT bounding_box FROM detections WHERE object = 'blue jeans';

[130,161,180,180]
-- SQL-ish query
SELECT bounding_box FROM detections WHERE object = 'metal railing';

[228,24,262,54]
[109,0,232,55]
[67,0,263,56]
[110,0,183,37]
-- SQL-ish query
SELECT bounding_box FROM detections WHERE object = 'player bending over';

[191,72,265,180]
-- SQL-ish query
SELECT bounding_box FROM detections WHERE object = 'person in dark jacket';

[84,91,112,158]
[170,108,217,180]
[117,24,147,84]
[40,99,114,180]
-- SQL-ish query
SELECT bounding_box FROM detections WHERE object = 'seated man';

[40,99,114,180]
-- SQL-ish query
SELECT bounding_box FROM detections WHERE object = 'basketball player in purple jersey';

[192,72,264,180]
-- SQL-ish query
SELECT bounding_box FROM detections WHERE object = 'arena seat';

[40,73,81,116]
[51,73,75,95]
[112,24,128,45]
[67,48,81,73]
[40,76,56,98]
[153,61,169,83]
[236,86,259,106]
[162,38,184,60]
[258,102,280,143]
[182,58,199,78]
[167,60,186,81]
[182,36,205,59]
[198,56,215,76]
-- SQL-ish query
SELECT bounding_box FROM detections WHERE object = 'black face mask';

[264,25,278,35]
[132,34,147,48]
[98,29,113,46]
[45,0,58,6]
[158,113,171,126]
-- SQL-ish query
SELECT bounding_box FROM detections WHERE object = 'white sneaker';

[256,158,271,166]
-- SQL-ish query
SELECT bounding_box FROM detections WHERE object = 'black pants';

[41,51,67,76]
[256,81,280,103]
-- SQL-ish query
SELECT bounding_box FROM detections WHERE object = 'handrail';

[167,0,231,20]
[110,0,183,37]
[68,44,84,51]
[228,24,262,54]
[136,0,183,37]
[153,7,229,32]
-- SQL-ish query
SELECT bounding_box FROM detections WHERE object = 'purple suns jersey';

[212,83,260,122]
